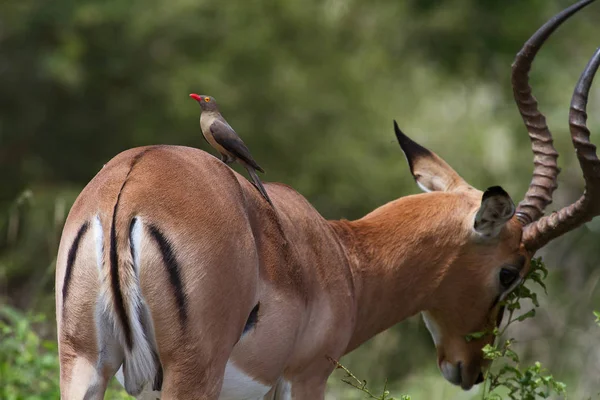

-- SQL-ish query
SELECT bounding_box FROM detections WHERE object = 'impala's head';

[394,122,529,389]
[189,93,219,112]
[392,0,600,390]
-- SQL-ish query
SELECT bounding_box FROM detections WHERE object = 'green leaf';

[529,292,539,307]
[499,365,523,378]
[482,344,503,360]
[516,309,536,322]
[465,331,487,342]
[505,348,520,363]
[528,272,548,294]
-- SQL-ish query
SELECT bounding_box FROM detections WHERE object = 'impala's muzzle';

[440,360,485,390]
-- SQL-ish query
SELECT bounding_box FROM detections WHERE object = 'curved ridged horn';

[513,0,596,225]
[523,48,600,252]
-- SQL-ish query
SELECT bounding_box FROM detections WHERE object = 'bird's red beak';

[189,93,202,101]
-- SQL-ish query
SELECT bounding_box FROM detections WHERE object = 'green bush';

[0,306,131,400]
[0,306,60,400]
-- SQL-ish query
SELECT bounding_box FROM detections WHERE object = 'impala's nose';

[440,360,461,386]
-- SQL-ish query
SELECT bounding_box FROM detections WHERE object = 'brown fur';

[56,145,529,399]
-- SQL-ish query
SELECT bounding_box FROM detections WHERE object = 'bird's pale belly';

[203,131,230,157]
[200,116,231,158]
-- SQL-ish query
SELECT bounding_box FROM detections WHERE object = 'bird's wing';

[210,119,264,172]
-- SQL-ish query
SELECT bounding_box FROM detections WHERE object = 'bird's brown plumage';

[209,118,264,173]
[190,93,272,205]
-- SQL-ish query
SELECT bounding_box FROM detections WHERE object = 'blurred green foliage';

[0,306,60,399]
[1,0,600,398]
[0,306,129,399]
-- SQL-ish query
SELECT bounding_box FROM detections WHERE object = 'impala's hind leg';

[151,287,244,400]
[57,218,122,399]
[139,233,260,399]
[59,354,117,400]
[58,325,123,400]
[159,355,226,400]
[59,307,124,399]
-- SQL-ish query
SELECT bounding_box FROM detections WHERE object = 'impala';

[55,1,599,399]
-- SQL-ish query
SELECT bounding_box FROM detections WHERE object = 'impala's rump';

[57,146,270,398]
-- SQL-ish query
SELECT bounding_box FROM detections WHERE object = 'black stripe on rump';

[243,303,260,335]
[153,359,164,391]
[147,224,187,326]
[62,221,90,311]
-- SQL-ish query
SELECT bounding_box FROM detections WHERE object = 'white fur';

[93,215,104,272]
[122,217,158,396]
[422,311,442,346]
[68,357,103,399]
[219,361,272,400]
[130,218,143,274]
[272,379,291,400]
[416,180,432,193]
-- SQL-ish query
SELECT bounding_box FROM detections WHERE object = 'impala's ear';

[474,186,515,237]
[394,121,471,192]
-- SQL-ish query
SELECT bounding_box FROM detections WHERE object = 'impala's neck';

[331,192,473,352]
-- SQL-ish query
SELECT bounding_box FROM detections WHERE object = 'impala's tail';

[101,198,162,395]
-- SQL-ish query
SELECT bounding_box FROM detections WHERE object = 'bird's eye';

[204,97,210,102]
[499,268,519,289]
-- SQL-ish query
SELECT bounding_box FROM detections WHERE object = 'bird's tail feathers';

[247,168,273,207]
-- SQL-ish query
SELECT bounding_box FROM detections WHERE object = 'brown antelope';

[55,0,599,398]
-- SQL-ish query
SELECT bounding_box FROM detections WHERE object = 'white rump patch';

[219,361,271,400]
[93,215,104,271]
[122,217,158,396]
[130,217,143,275]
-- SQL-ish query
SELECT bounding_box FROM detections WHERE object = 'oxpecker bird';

[189,93,273,206]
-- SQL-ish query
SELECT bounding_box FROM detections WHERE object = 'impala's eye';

[499,268,519,289]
